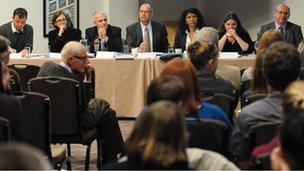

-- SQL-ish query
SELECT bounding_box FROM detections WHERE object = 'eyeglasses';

[72,55,88,63]
[56,18,66,23]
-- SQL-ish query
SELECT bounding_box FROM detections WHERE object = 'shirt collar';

[59,61,73,73]
[185,28,199,34]
[140,22,152,30]
[11,22,23,33]
[275,22,286,30]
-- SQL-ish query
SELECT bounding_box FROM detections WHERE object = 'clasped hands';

[139,41,149,52]
[225,29,238,39]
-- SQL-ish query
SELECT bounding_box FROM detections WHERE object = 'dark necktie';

[279,26,284,35]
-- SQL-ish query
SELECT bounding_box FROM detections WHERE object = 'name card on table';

[115,54,135,60]
[219,52,240,59]
[136,52,162,59]
[96,51,115,59]
[49,52,62,58]
[10,53,22,59]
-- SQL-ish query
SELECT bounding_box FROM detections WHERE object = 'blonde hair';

[283,81,304,115]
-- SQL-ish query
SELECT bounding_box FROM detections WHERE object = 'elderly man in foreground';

[37,41,124,163]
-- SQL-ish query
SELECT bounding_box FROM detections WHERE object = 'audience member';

[230,42,300,169]
[194,27,241,90]
[85,11,122,53]
[0,8,33,55]
[271,109,304,170]
[218,12,254,54]
[0,143,52,169]
[187,41,238,110]
[0,60,22,139]
[48,11,82,52]
[126,3,168,52]
[0,39,21,93]
[160,59,231,127]
[298,40,304,68]
[257,4,303,48]
[37,41,124,163]
[174,7,206,51]
[104,101,189,169]
[251,81,304,162]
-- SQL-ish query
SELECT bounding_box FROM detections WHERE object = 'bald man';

[37,41,124,163]
[257,4,303,47]
[126,3,168,53]
[85,12,122,52]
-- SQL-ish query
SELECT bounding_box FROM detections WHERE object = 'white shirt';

[59,61,73,73]
[11,22,23,33]
[140,22,153,51]
[275,22,286,33]
[185,29,199,50]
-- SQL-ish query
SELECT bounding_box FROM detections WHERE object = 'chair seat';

[50,144,67,166]
[51,128,97,145]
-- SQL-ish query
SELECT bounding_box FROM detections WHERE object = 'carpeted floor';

[62,120,135,170]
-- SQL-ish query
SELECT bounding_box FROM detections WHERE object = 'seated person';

[0,38,21,94]
[160,59,231,127]
[103,101,190,170]
[0,8,33,55]
[0,60,22,139]
[0,143,52,169]
[230,42,300,169]
[271,109,304,170]
[85,11,122,53]
[37,41,124,163]
[48,11,82,52]
[174,7,205,51]
[251,81,304,166]
[218,12,254,54]
[257,4,303,48]
[187,41,238,110]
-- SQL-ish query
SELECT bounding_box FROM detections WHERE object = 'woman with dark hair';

[160,59,231,127]
[104,101,189,169]
[218,12,254,54]
[174,7,206,51]
[0,60,22,139]
[48,11,82,52]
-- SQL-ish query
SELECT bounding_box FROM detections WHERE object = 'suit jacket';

[257,21,303,47]
[126,21,168,52]
[85,25,122,53]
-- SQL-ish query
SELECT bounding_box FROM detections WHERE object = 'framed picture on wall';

[43,0,79,37]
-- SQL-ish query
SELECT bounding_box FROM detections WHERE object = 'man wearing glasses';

[257,4,303,48]
[37,41,124,163]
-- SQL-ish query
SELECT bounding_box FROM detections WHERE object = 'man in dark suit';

[257,4,303,48]
[85,12,122,53]
[126,3,168,53]
[37,41,124,163]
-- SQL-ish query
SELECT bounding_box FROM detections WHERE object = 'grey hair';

[61,41,85,62]
[93,11,107,22]
[194,27,219,49]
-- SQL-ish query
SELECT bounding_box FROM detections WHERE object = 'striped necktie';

[144,27,151,52]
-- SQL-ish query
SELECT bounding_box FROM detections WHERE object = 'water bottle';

[94,38,100,53]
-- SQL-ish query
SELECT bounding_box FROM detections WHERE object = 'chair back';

[0,117,11,142]
[186,119,229,155]
[240,79,252,96]
[201,93,235,121]
[243,93,267,107]
[16,92,52,158]
[8,64,40,91]
[251,122,279,147]
[28,77,81,137]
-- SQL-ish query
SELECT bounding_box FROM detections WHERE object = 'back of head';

[188,41,219,70]
[125,101,188,167]
[283,81,304,116]
[262,42,300,92]
[147,75,185,105]
[0,143,52,170]
[257,29,284,55]
[61,41,86,62]
[0,39,8,54]
[160,59,200,115]
[279,109,304,170]
[194,27,219,49]
[13,7,27,18]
